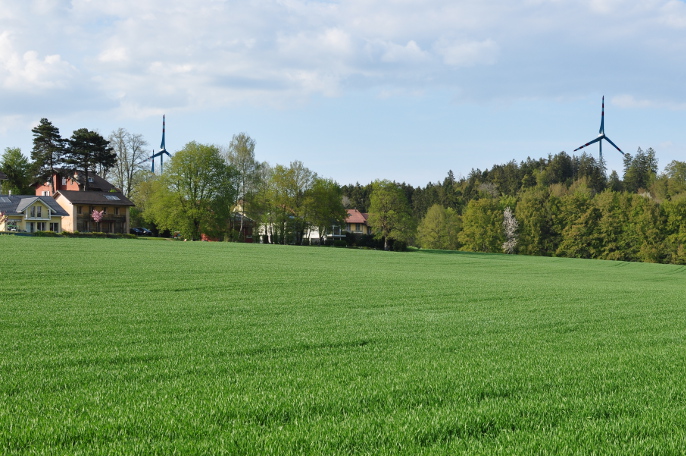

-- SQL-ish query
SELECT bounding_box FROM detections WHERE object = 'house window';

[102,207,107,214]
[77,206,82,215]
[105,195,120,201]
[62,178,67,185]
[89,206,94,213]
[50,222,59,232]
[36,206,42,218]
[37,222,46,231]
[30,206,35,217]
[114,207,119,215]
[42,191,50,196]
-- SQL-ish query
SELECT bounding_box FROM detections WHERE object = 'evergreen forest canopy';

[342,148,686,264]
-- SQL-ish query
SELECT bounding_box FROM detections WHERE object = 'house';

[0,195,69,232]
[345,208,372,235]
[34,170,135,234]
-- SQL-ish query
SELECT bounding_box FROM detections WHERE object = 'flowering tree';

[502,206,519,254]
[92,209,104,231]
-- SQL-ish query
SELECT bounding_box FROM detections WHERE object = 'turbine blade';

[573,136,601,152]
[603,136,624,155]
[160,115,166,150]
[599,96,605,134]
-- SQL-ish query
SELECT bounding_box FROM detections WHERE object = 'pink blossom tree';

[91,209,104,231]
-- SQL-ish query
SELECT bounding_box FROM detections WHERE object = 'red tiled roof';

[346,209,368,224]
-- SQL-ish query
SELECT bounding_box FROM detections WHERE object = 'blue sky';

[1,0,685,187]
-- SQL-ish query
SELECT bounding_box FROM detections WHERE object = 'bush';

[33,231,59,237]
[392,240,408,252]
[333,240,347,248]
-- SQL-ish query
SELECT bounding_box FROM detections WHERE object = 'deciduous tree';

[502,207,518,254]
[107,128,149,196]
[303,177,347,244]
[368,180,415,250]
[225,133,262,239]
[416,204,460,250]
[459,198,503,253]
[149,142,237,240]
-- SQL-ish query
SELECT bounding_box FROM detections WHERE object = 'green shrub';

[33,231,59,237]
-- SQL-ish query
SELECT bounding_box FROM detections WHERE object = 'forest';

[343,148,686,264]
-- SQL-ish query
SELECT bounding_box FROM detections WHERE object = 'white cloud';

[0,31,77,91]
[588,0,628,14]
[379,40,430,64]
[98,46,129,64]
[1,0,686,118]
[659,0,686,28]
[612,94,686,110]
[434,38,499,67]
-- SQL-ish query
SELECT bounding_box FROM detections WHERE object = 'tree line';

[129,134,350,243]
[5,118,686,264]
[342,148,686,264]
[2,120,350,243]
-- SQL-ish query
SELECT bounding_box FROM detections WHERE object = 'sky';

[1,0,686,187]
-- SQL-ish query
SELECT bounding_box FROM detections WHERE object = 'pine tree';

[31,118,65,188]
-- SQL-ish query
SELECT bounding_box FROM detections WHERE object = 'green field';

[2,237,686,454]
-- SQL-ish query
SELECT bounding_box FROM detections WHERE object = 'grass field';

[2,236,686,454]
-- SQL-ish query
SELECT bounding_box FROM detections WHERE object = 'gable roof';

[16,197,41,213]
[51,168,120,192]
[56,190,135,207]
[0,195,69,217]
[346,208,369,224]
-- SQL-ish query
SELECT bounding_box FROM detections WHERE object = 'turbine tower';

[574,96,624,161]
[151,115,172,173]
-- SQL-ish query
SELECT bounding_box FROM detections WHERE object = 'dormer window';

[88,177,94,183]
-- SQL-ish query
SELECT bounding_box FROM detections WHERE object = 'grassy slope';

[1,237,686,455]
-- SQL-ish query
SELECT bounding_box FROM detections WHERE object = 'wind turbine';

[573,96,624,160]
[151,115,172,173]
